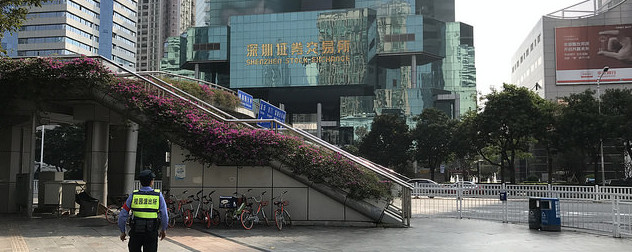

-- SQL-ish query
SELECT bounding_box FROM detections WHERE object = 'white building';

[511,0,632,100]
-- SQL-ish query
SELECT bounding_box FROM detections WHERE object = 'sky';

[454,0,583,95]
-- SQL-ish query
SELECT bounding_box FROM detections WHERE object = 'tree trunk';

[510,151,516,184]
[500,154,505,183]
[546,145,553,184]
[594,155,600,185]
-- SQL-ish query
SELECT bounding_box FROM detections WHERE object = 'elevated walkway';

[0,55,412,226]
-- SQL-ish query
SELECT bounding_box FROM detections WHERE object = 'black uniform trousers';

[128,231,158,252]
[128,219,159,252]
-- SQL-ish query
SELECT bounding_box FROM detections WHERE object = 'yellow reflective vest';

[130,189,160,219]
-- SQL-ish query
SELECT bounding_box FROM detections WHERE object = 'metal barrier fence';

[33,180,162,194]
[134,180,162,191]
[412,183,632,238]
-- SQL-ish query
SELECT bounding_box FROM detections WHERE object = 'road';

[411,196,631,236]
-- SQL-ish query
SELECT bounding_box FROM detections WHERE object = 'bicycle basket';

[274,200,289,206]
[219,196,237,208]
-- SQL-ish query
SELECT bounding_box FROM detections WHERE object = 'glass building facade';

[230,8,376,88]
[162,0,476,145]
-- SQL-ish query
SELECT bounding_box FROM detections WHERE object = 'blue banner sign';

[257,100,286,128]
[238,90,253,110]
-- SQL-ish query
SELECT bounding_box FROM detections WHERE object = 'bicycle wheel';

[282,210,292,228]
[184,209,194,227]
[168,215,176,228]
[105,207,118,224]
[274,209,283,230]
[224,210,234,227]
[240,210,254,230]
[261,209,270,226]
[275,209,292,230]
[167,208,176,228]
[211,209,221,226]
[204,211,212,229]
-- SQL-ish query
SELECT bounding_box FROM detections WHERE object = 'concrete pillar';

[453,93,461,119]
[0,114,35,215]
[317,103,322,139]
[411,56,417,88]
[108,122,138,199]
[195,64,200,80]
[84,121,109,205]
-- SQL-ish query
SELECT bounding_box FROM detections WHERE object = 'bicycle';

[105,194,129,224]
[240,191,270,230]
[166,190,192,228]
[204,190,221,228]
[182,190,202,228]
[188,190,219,229]
[272,191,292,231]
[222,189,251,227]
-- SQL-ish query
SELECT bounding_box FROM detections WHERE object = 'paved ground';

[1,213,632,252]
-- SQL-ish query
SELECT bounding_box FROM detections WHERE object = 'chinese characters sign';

[555,24,632,85]
[238,90,253,110]
[257,100,286,129]
[246,40,351,66]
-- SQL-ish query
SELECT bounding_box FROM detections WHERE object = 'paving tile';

[1,214,632,252]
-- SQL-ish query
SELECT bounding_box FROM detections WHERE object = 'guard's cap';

[138,169,156,180]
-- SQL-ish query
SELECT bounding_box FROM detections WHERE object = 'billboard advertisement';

[555,24,632,85]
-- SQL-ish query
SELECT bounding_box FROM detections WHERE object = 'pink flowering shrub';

[0,56,391,200]
[154,76,240,109]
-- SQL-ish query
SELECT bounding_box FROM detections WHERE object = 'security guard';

[118,170,169,252]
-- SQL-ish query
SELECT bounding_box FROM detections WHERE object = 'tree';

[358,114,412,175]
[557,90,602,184]
[531,97,560,184]
[137,127,170,178]
[471,84,546,184]
[411,108,456,181]
[601,88,632,178]
[452,111,487,182]
[0,0,50,54]
[35,124,85,179]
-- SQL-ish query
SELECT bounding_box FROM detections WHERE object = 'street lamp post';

[476,159,484,183]
[598,66,609,186]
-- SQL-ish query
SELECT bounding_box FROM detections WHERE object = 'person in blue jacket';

[118,170,168,252]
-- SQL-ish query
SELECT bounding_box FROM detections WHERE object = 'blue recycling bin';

[499,191,507,201]
[539,198,561,231]
[528,198,541,230]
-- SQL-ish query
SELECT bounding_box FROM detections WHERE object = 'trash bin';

[499,191,507,201]
[540,198,561,231]
[528,197,541,230]
[76,191,99,217]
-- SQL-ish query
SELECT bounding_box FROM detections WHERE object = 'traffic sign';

[257,100,285,128]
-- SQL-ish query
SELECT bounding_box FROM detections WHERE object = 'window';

[193,43,220,51]
[383,33,415,42]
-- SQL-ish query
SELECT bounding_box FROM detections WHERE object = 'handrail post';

[612,196,621,238]
[503,183,508,223]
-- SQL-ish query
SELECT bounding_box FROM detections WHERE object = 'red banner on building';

[555,24,632,85]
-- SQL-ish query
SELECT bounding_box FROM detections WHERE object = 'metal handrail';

[545,0,627,19]
[128,71,236,95]
[128,74,255,129]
